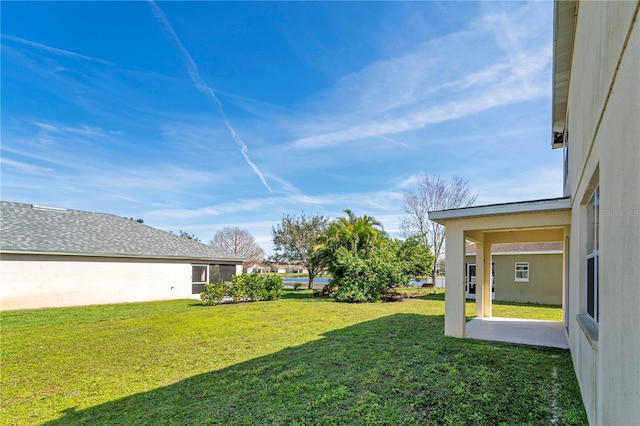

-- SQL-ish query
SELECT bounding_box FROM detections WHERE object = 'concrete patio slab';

[465,317,569,349]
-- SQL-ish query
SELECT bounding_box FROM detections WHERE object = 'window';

[192,265,208,283]
[192,264,208,295]
[586,187,599,321]
[209,264,236,283]
[515,262,530,282]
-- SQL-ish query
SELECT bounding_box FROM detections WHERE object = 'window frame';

[191,264,208,284]
[514,262,530,282]
[586,186,599,322]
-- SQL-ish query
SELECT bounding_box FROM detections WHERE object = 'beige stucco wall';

[2,254,195,310]
[564,1,640,424]
[466,253,562,305]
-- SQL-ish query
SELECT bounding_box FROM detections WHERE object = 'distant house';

[285,264,307,274]
[267,264,307,274]
[0,201,244,310]
[245,263,271,274]
[465,242,563,305]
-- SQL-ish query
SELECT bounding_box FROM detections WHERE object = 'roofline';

[428,197,571,222]
[551,0,578,148]
[0,249,244,263]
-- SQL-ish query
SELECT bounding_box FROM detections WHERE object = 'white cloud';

[0,158,54,175]
[474,166,564,205]
[285,4,551,151]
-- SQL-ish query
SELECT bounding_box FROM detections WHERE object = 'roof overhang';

[551,0,578,149]
[0,249,245,263]
[429,197,571,223]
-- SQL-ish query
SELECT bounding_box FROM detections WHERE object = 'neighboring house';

[429,1,639,424]
[285,264,308,274]
[269,264,287,274]
[0,201,244,310]
[245,263,271,274]
[268,264,307,274]
[465,242,563,305]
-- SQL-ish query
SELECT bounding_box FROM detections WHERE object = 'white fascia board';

[428,197,571,223]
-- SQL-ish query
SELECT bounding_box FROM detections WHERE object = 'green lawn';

[1,290,586,425]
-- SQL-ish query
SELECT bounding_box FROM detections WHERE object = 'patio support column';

[482,242,492,318]
[475,242,485,318]
[445,224,466,337]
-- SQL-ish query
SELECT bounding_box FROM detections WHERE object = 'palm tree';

[322,209,387,256]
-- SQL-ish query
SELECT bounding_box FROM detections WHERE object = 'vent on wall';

[552,131,565,149]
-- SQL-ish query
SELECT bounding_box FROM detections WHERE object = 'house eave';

[0,249,245,263]
[429,197,571,223]
[551,0,578,149]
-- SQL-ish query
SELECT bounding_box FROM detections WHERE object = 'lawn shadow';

[281,289,320,300]
[42,310,585,425]
[417,291,445,301]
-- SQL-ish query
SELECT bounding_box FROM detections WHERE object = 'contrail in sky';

[148,0,272,192]
[2,34,116,66]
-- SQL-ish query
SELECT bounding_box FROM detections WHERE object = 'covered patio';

[466,317,569,349]
[429,197,571,348]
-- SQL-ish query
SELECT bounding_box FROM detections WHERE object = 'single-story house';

[0,201,244,310]
[245,263,271,274]
[429,1,639,423]
[268,264,307,274]
[465,242,563,305]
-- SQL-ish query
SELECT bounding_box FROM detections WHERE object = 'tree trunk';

[307,272,315,289]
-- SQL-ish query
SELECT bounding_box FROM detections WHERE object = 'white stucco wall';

[1,254,194,310]
[565,1,640,424]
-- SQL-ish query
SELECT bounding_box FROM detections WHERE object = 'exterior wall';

[564,2,640,424]
[2,254,194,310]
[466,253,562,305]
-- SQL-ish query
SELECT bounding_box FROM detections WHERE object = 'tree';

[124,217,144,223]
[401,174,477,281]
[322,209,386,257]
[329,243,405,303]
[179,230,200,242]
[320,210,406,303]
[272,213,329,289]
[209,226,265,267]
[396,234,435,279]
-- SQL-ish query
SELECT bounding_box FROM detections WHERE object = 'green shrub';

[202,273,285,305]
[330,246,407,303]
[293,282,302,291]
[331,285,369,303]
[245,272,268,301]
[264,274,285,300]
[228,274,249,302]
[200,282,226,305]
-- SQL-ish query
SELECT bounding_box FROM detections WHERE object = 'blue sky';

[1,1,562,253]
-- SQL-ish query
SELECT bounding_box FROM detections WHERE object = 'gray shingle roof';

[0,201,243,261]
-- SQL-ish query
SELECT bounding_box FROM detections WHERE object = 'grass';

[1,290,586,425]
